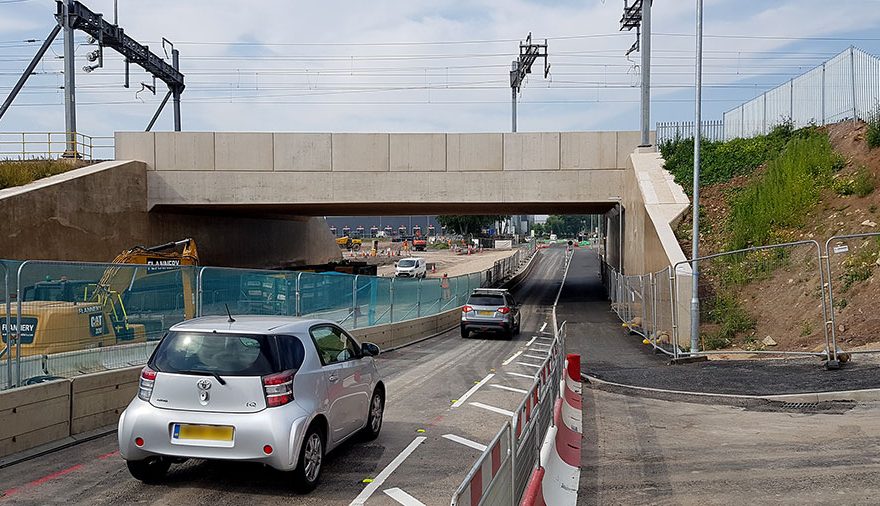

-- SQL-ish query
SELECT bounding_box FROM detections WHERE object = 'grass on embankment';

[0,159,85,190]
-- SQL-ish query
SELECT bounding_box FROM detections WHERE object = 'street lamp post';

[690,0,704,355]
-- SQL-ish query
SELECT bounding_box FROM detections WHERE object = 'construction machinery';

[336,235,362,251]
[1,239,199,359]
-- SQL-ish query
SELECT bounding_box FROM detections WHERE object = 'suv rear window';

[151,331,304,376]
[468,294,505,306]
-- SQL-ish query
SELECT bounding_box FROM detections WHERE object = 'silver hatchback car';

[118,315,385,493]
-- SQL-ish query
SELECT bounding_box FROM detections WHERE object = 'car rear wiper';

[177,369,227,385]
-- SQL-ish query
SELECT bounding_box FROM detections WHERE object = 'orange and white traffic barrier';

[565,353,582,395]
[456,431,510,506]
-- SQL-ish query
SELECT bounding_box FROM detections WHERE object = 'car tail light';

[497,307,511,314]
[462,305,473,313]
[138,366,157,401]
[263,371,294,407]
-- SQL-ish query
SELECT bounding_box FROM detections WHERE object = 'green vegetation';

[839,238,880,292]
[0,159,82,190]
[832,167,875,197]
[701,291,756,350]
[435,215,508,236]
[659,123,798,191]
[727,132,840,250]
[867,106,880,149]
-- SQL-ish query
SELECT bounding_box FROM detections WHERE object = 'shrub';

[0,159,80,189]
[703,291,756,345]
[832,167,875,197]
[867,106,880,149]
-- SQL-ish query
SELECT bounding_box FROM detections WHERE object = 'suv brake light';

[462,305,473,313]
[138,366,157,401]
[497,307,510,314]
[263,371,294,407]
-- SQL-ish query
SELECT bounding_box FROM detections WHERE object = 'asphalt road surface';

[0,248,569,506]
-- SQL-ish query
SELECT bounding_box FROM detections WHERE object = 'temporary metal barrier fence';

[824,232,880,360]
[0,246,535,390]
[605,262,679,357]
[723,47,880,140]
[451,316,565,506]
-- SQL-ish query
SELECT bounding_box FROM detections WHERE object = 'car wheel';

[293,424,325,493]
[460,326,469,338]
[362,388,385,441]
[126,457,170,484]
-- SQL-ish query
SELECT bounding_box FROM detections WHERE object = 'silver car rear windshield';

[468,295,505,306]
[151,331,304,376]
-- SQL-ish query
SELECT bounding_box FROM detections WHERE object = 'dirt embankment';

[678,121,880,353]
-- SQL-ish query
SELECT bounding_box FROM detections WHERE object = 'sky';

[2,0,880,140]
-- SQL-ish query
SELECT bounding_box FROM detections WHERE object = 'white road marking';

[537,334,554,339]
[517,361,543,368]
[501,350,523,366]
[442,434,488,452]
[489,384,528,394]
[350,437,427,506]
[507,371,536,379]
[524,336,538,347]
[470,402,516,417]
[523,354,547,360]
[540,322,547,332]
[384,488,427,506]
[452,373,495,408]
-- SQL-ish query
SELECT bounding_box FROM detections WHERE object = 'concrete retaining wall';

[0,380,70,458]
[0,160,341,268]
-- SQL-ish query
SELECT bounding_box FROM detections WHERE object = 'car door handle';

[328,374,339,383]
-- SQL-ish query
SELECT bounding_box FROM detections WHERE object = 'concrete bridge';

[2,129,688,277]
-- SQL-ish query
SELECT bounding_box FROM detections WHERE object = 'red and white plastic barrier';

[522,354,583,506]
[456,429,511,506]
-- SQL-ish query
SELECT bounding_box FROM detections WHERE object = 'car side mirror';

[362,342,381,356]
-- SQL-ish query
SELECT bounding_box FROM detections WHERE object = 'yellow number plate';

[478,310,495,316]
[173,424,234,441]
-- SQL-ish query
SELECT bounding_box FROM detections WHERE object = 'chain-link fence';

[0,245,536,390]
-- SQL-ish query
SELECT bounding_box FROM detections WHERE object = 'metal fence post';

[295,272,302,317]
[15,261,28,386]
[850,46,857,119]
[4,262,11,389]
[389,277,395,323]
[353,275,359,328]
[196,267,205,317]
[417,277,422,318]
[669,267,679,359]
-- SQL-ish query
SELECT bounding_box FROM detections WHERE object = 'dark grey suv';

[460,288,521,339]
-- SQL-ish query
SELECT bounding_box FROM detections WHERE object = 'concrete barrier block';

[215,133,273,171]
[331,134,389,172]
[155,132,215,171]
[447,134,502,172]
[70,366,140,435]
[390,134,446,172]
[115,132,155,170]
[274,133,332,172]
[45,347,102,377]
[616,131,644,167]
[0,379,70,458]
[503,133,560,171]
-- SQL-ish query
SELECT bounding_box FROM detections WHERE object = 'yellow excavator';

[1,239,199,358]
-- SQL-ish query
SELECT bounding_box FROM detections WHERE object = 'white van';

[395,257,427,278]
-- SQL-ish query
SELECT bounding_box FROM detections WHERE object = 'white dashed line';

[501,350,523,366]
[524,336,538,347]
[523,354,547,360]
[451,373,495,408]
[507,371,536,379]
[350,437,427,506]
[442,434,488,452]
[517,361,543,368]
[469,402,516,417]
[489,384,528,394]
[383,488,427,506]
[540,322,547,332]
